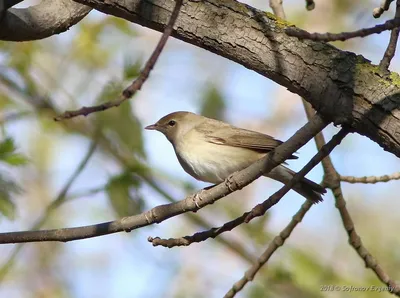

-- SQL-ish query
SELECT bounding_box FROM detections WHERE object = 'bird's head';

[145,111,203,144]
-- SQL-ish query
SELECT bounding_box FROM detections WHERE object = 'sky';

[0,0,400,297]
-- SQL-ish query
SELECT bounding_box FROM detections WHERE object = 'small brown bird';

[145,111,326,203]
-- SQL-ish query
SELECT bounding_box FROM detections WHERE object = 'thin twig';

[149,128,348,248]
[333,185,400,295]
[0,140,97,281]
[379,0,400,72]
[143,175,257,263]
[0,111,32,125]
[340,172,400,184]
[243,128,348,222]
[269,0,286,19]
[54,0,183,121]
[302,102,400,296]
[286,17,400,42]
[149,212,250,247]
[373,0,395,18]
[224,201,313,298]
[0,114,328,244]
[0,72,257,265]
[67,185,105,200]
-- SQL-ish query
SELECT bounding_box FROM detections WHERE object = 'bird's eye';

[168,120,176,127]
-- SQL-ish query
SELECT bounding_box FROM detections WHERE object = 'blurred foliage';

[106,171,144,217]
[94,81,145,158]
[200,83,226,121]
[71,17,137,69]
[0,175,20,220]
[123,57,143,79]
[0,138,27,219]
[0,2,398,298]
[0,138,29,166]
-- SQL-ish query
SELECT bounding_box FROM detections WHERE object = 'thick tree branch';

[0,114,328,244]
[0,73,256,263]
[303,102,400,296]
[71,0,400,158]
[0,0,91,41]
[0,140,97,281]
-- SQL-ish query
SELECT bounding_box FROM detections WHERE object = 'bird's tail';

[266,165,326,203]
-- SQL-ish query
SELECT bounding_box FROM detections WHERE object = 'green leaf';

[3,154,29,166]
[0,138,16,156]
[0,93,14,109]
[106,17,137,36]
[0,138,29,167]
[106,172,144,217]
[240,214,271,246]
[7,42,40,76]
[0,176,21,220]
[288,248,342,288]
[70,20,110,68]
[200,84,226,121]
[0,196,16,220]
[123,57,143,80]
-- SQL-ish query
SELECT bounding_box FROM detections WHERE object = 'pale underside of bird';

[146,111,326,203]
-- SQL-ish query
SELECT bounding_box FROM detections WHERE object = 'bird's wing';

[198,122,298,159]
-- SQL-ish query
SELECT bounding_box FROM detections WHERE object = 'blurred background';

[0,0,399,297]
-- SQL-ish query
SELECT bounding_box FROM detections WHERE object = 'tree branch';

[0,140,97,281]
[333,184,400,295]
[224,201,312,298]
[71,0,400,158]
[379,0,400,72]
[0,72,257,264]
[244,128,348,222]
[373,0,395,18]
[149,128,348,248]
[0,0,91,41]
[0,111,32,125]
[302,102,400,296]
[285,18,400,42]
[340,172,400,184]
[54,0,183,120]
[0,114,328,244]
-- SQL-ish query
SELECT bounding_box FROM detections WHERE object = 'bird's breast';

[174,135,263,184]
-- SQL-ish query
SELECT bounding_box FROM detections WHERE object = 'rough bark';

[0,0,91,41]
[2,0,400,158]
[71,0,400,157]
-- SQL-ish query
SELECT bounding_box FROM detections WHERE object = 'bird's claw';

[225,173,239,192]
[192,190,205,209]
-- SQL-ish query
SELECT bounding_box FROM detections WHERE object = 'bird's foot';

[192,189,205,209]
[225,173,240,192]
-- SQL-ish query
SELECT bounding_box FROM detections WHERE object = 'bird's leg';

[192,184,216,209]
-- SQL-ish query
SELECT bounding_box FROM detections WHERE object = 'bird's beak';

[145,123,157,130]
